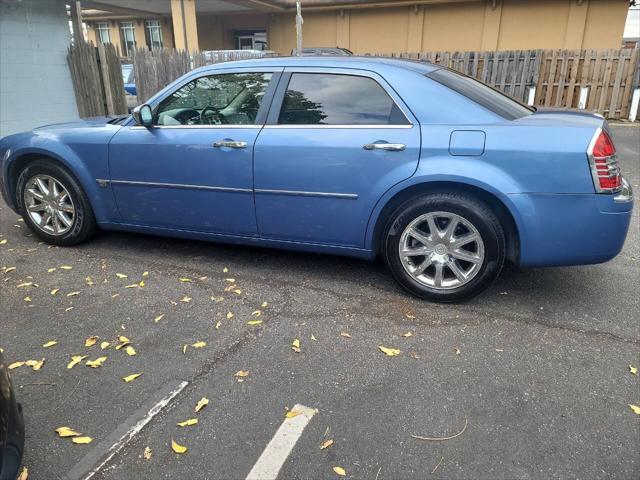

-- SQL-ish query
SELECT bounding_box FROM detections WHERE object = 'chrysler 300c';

[0,57,633,302]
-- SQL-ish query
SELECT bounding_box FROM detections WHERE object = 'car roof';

[192,55,440,75]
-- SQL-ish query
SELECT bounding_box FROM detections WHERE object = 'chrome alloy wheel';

[23,174,75,236]
[399,211,485,290]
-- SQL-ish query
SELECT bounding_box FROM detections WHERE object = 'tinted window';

[155,73,272,126]
[426,68,533,120]
[278,73,409,125]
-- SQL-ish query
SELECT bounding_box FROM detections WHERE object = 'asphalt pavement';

[1,125,638,480]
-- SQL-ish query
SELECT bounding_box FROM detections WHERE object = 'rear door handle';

[213,140,247,149]
[363,142,406,151]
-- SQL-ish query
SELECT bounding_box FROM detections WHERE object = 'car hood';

[34,116,127,131]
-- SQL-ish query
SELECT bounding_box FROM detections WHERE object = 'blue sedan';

[0,57,633,302]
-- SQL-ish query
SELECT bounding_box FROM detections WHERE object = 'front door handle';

[363,142,406,151]
[213,140,247,149]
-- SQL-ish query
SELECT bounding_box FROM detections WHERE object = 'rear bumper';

[511,181,633,267]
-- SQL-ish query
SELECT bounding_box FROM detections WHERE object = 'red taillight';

[588,129,621,193]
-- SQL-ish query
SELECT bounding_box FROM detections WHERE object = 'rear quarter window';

[426,68,533,120]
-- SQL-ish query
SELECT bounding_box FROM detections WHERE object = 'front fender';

[364,156,527,251]
[2,129,119,222]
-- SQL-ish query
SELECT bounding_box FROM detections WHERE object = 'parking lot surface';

[1,125,638,480]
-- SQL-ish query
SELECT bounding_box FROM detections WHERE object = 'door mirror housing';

[132,104,153,126]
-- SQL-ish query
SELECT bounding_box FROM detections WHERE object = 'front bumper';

[511,178,633,267]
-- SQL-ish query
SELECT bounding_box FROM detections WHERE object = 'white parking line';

[245,404,317,480]
[65,381,189,480]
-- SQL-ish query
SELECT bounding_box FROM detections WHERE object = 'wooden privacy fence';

[67,42,127,117]
[370,48,639,120]
[133,48,270,104]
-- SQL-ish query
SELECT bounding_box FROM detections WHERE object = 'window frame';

[119,21,136,57]
[95,22,111,44]
[145,19,163,50]
[130,69,283,129]
[265,68,414,129]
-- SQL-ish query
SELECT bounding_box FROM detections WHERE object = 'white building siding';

[0,0,79,138]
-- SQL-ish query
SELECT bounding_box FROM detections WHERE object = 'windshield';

[426,68,534,120]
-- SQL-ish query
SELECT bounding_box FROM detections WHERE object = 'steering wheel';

[200,106,226,125]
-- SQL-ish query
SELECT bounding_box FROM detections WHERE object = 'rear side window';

[278,73,409,125]
[426,68,533,120]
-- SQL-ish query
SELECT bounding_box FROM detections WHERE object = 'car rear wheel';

[384,193,505,302]
[16,160,97,246]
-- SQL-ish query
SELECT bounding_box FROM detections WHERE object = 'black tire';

[15,159,98,246]
[383,193,505,303]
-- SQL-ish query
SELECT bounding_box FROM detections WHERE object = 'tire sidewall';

[16,161,91,245]
[384,194,505,302]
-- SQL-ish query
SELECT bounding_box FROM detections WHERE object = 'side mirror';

[132,104,153,127]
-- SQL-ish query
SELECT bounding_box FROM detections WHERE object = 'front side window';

[145,20,163,49]
[96,22,110,44]
[120,22,136,57]
[155,73,273,126]
[278,73,409,125]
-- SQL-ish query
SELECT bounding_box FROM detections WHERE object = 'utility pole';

[70,0,85,45]
[295,1,303,56]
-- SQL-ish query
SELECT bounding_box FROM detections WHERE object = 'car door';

[109,69,280,235]
[253,68,421,247]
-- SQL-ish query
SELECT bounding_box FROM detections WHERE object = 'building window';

[145,20,163,49]
[96,22,110,44]
[120,21,136,57]
[235,30,267,51]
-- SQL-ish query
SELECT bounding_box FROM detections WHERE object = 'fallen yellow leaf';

[16,466,28,480]
[124,284,139,289]
[402,332,413,338]
[286,410,301,418]
[100,341,110,350]
[0,239,6,245]
[340,332,352,339]
[3,267,16,273]
[171,439,187,454]
[226,311,234,319]
[177,418,198,427]
[180,296,192,303]
[234,370,249,378]
[195,397,209,412]
[251,310,261,317]
[311,334,317,341]
[118,335,130,344]
[67,355,87,369]
[320,439,334,450]
[50,288,59,295]
[85,277,94,286]
[138,280,145,287]
[116,273,128,279]
[47,268,56,273]
[154,314,164,323]
[234,289,241,295]
[85,336,99,347]
[125,345,137,356]
[223,267,229,273]
[25,359,44,371]
[86,356,107,368]
[8,361,25,370]
[182,345,188,354]
[17,282,35,288]
[143,446,152,459]
[65,307,74,312]
[225,278,235,283]
[292,339,301,353]
[56,426,80,437]
[23,296,31,302]
[72,436,93,444]
[629,404,640,415]
[247,320,262,325]
[454,347,461,355]
[192,341,207,348]
[378,345,401,357]
[261,301,268,308]
[123,373,142,382]
[42,340,57,348]
[60,265,73,270]
[142,271,149,277]
[215,321,222,329]
[333,466,346,476]
[629,365,638,376]
[179,277,193,282]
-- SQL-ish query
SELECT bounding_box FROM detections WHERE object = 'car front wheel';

[16,160,97,246]
[384,193,505,302]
